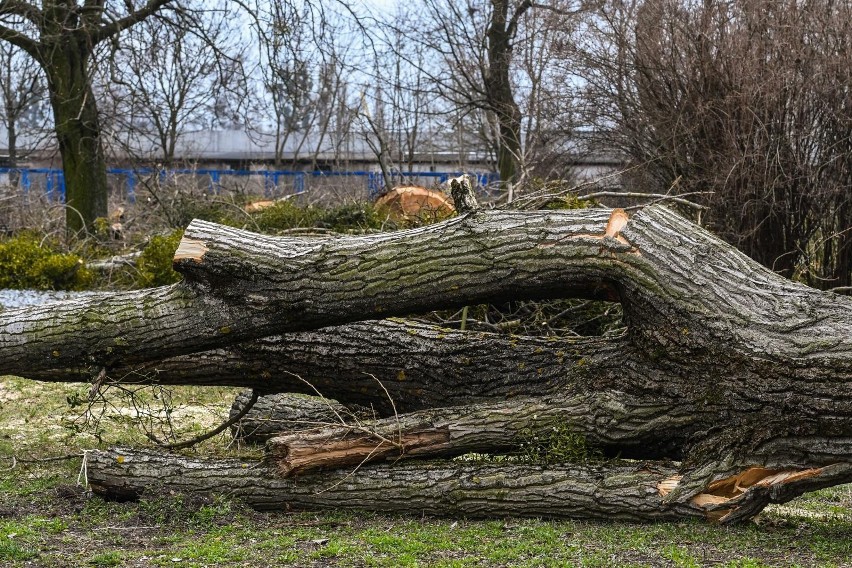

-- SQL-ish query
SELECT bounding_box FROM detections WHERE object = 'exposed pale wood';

[172,238,208,263]
[604,208,629,238]
[374,186,455,222]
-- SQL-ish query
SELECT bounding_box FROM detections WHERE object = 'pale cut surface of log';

[374,185,455,222]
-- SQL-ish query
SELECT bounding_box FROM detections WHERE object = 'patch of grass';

[0,539,38,562]
[515,419,602,465]
[662,544,701,567]
[87,550,123,566]
[1,376,851,567]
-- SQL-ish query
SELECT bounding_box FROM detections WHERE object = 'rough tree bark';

[229,390,373,443]
[2,203,851,523]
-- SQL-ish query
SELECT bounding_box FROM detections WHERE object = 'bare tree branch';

[90,0,175,44]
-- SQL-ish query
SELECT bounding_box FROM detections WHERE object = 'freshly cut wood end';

[174,238,209,264]
[244,200,277,213]
[604,208,629,239]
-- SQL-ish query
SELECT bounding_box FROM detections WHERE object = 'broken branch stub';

[449,174,480,214]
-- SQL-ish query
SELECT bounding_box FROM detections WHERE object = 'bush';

[0,234,93,290]
[136,229,184,287]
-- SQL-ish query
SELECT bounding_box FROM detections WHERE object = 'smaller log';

[229,390,373,443]
[265,397,574,477]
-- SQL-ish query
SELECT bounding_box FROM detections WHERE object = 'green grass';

[1,376,851,567]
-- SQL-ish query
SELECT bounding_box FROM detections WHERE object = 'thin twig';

[282,372,397,447]
[577,191,710,210]
[147,389,260,450]
[365,372,402,453]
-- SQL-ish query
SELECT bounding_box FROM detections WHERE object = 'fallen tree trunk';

[3,203,851,521]
[264,396,585,477]
[87,448,852,524]
[85,447,699,522]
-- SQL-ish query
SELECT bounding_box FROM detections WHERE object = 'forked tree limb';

[3,205,851,520]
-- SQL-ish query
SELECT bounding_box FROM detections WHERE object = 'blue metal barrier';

[0,167,500,203]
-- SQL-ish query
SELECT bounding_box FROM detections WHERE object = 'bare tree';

[372,7,433,173]
[102,6,248,165]
[575,0,852,288]
[0,42,49,184]
[410,0,593,187]
[254,1,317,167]
[0,0,178,233]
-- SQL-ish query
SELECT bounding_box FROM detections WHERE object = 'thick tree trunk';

[86,447,698,522]
[3,205,851,521]
[43,36,109,234]
[487,0,527,186]
[86,448,852,524]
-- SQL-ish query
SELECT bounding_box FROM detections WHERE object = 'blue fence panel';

[1,167,500,203]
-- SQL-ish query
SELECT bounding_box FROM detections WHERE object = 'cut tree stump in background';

[3,195,851,523]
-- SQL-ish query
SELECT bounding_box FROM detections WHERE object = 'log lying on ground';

[87,448,852,524]
[265,396,582,477]
[86,447,698,522]
[2,207,636,373]
[4,204,852,521]
[27,319,625,413]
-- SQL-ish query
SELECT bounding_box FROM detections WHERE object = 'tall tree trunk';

[487,0,527,186]
[7,117,18,187]
[43,37,108,234]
